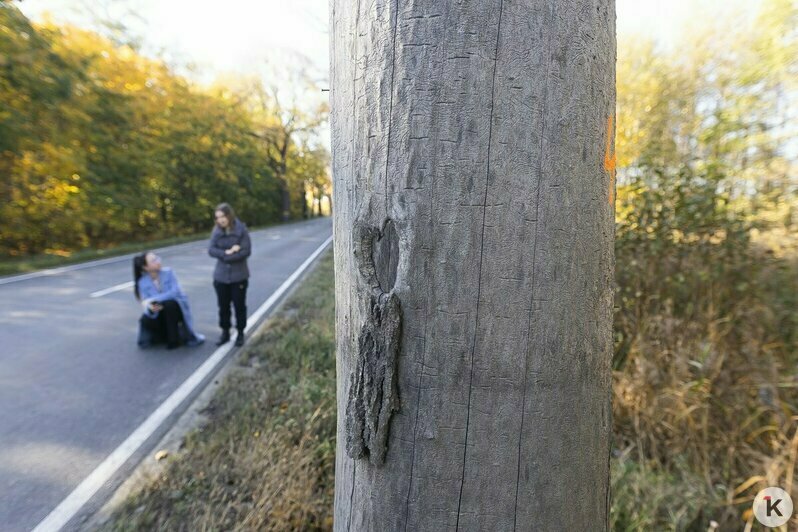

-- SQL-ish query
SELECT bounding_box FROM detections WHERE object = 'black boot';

[215,329,230,346]
[235,330,245,347]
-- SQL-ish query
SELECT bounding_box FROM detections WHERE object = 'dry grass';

[101,250,336,531]
[611,241,798,530]
[100,226,798,531]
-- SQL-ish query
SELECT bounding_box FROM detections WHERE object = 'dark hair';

[133,252,149,300]
[215,202,236,228]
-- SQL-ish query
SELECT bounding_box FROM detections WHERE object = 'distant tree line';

[0,2,330,257]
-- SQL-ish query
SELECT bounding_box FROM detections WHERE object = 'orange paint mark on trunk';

[604,115,617,206]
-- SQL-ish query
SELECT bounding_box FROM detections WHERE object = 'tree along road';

[0,217,332,531]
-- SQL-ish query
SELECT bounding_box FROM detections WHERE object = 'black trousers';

[214,279,248,333]
[139,299,184,349]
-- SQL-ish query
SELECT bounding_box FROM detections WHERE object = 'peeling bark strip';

[346,220,402,465]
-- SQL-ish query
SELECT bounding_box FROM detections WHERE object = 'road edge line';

[32,234,333,532]
[0,219,327,286]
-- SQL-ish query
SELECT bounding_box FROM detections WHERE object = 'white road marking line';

[0,256,137,286]
[0,243,201,286]
[32,234,332,532]
[89,281,135,298]
[0,222,321,286]
[244,235,332,334]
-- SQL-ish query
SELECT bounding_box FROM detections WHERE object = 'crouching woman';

[133,251,205,349]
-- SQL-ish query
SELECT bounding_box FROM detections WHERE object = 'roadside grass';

[99,232,798,531]
[0,219,305,277]
[0,233,207,277]
[100,250,336,531]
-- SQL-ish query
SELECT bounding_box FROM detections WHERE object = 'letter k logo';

[765,495,783,517]
[754,487,792,526]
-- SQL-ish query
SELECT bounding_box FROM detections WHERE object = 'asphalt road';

[0,217,332,532]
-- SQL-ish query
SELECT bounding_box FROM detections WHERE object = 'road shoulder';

[81,248,334,531]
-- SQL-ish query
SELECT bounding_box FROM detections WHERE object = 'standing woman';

[208,203,251,347]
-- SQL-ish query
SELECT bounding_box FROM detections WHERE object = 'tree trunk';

[280,179,291,222]
[302,182,310,219]
[330,0,616,530]
[279,143,291,221]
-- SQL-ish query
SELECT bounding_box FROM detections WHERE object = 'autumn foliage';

[0,3,329,258]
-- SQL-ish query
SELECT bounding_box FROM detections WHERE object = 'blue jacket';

[136,267,205,346]
[208,219,251,284]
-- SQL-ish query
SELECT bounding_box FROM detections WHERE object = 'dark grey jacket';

[208,219,251,284]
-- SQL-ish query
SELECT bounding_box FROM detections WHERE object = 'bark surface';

[330,0,616,529]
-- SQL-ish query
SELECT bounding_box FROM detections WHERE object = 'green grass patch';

[610,451,724,531]
[0,220,295,277]
[0,233,207,277]
[101,250,336,531]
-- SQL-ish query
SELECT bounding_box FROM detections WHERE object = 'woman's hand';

[149,302,163,312]
[225,244,241,255]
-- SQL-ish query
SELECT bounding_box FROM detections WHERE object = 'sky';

[16,0,330,85]
[14,0,776,156]
[16,0,765,83]
[15,0,771,153]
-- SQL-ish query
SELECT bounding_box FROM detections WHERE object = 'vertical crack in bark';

[347,2,362,528]
[383,0,400,218]
[455,1,505,528]
[403,4,455,527]
[346,220,402,466]
[347,460,356,532]
[513,1,555,529]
